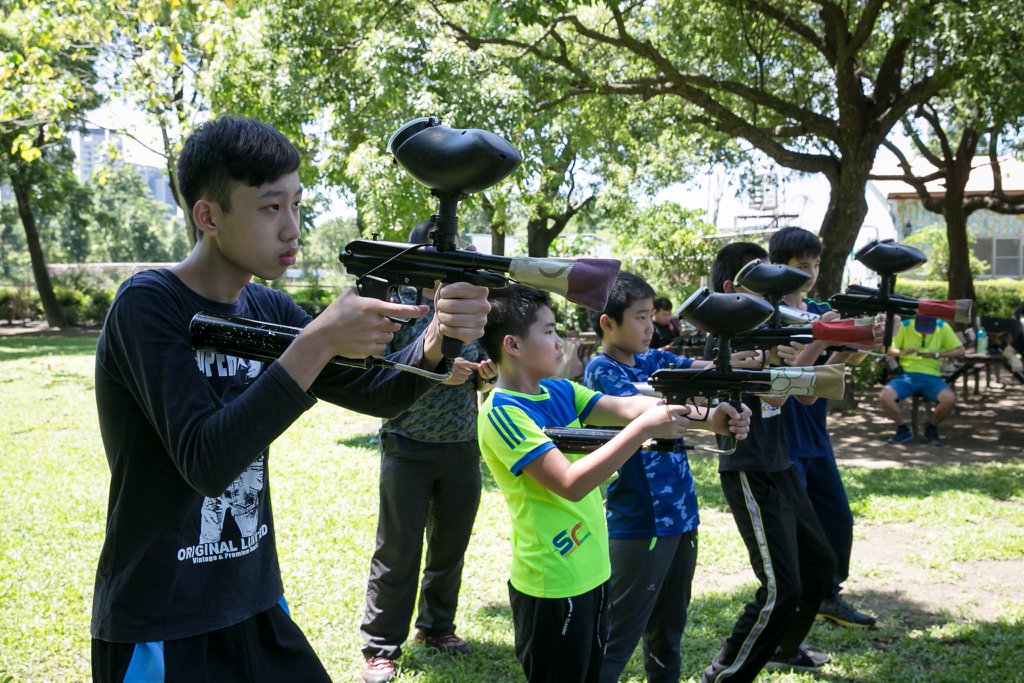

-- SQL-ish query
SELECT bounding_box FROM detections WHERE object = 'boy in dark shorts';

[583,272,712,683]
[701,242,837,682]
[91,116,491,682]
[477,285,750,683]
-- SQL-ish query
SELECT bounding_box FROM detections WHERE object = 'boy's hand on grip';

[709,402,752,439]
[431,282,492,344]
[442,357,478,386]
[312,286,428,359]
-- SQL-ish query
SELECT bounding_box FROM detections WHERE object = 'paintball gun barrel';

[188,312,452,381]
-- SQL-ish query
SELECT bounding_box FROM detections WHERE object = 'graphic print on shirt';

[176,350,269,565]
[194,349,263,381]
[552,519,593,556]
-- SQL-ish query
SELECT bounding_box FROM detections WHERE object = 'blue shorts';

[887,372,951,402]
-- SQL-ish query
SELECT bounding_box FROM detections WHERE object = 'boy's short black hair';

[768,226,822,265]
[587,271,656,339]
[408,220,433,244]
[711,242,768,293]
[481,284,551,362]
[653,296,673,312]
[177,116,300,228]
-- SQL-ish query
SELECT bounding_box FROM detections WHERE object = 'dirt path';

[829,379,1023,468]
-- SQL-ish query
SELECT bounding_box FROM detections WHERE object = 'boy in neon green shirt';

[478,285,751,682]
[879,316,964,446]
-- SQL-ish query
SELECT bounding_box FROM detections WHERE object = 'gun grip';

[442,334,463,359]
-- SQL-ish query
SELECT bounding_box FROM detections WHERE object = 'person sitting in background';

[650,297,683,352]
[879,316,965,446]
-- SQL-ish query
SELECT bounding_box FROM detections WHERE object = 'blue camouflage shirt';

[582,350,699,539]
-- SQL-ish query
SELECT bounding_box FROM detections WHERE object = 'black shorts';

[508,580,608,683]
[92,600,331,683]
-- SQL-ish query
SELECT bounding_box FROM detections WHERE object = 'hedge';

[5,276,1023,329]
[896,278,1024,319]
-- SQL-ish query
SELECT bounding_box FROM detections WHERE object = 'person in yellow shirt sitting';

[878,316,965,446]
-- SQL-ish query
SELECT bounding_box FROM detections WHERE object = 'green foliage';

[612,202,718,301]
[287,286,336,318]
[88,163,187,262]
[0,286,41,322]
[52,282,117,326]
[903,223,989,279]
[216,1,708,255]
[896,278,1024,318]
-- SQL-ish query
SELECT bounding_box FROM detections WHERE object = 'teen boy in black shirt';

[701,242,837,683]
[91,116,491,681]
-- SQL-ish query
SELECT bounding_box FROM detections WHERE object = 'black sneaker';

[887,424,913,444]
[817,595,877,628]
[766,645,831,672]
[923,424,943,446]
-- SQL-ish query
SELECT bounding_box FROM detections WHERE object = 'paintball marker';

[535,290,844,456]
[649,288,845,455]
[189,117,621,377]
[340,116,622,358]
[828,240,972,348]
[189,312,452,381]
[541,427,676,453]
[730,259,876,356]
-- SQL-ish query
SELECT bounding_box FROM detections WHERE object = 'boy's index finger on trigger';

[379,301,429,319]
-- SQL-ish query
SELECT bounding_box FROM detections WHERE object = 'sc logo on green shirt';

[552,521,592,556]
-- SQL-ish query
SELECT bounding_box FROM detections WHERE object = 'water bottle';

[976,326,988,355]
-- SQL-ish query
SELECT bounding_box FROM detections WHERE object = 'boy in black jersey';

[90,116,491,682]
[701,242,837,683]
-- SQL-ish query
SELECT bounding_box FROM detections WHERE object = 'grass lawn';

[1,332,1023,682]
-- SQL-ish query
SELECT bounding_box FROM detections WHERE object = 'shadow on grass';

[687,452,1023,516]
[399,640,523,681]
[390,583,1024,682]
[684,586,1023,681]
[0,332,99,361]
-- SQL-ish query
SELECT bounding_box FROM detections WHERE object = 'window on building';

[973,237,1023,277]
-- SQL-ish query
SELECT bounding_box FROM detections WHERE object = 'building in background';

[878,156,1024,279]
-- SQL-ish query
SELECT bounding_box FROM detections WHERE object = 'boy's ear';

[502,334,520,357]
[192,199,220,238]
[598,313,615,334]
[722,280,736,294]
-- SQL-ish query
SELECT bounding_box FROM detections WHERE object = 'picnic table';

[945,352,1012,401]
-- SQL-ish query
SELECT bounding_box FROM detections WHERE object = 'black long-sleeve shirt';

[92,269,433,642]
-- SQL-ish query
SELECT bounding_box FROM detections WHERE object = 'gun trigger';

[356,275,391,301]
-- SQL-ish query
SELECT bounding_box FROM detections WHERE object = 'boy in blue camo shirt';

[583,271,713,683]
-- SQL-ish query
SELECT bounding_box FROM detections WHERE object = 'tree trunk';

[815,157,873,298]
[12,179,68,328]
[942,132,978,302]
[944,201,976,302]
[490,223,506,256]
[526,216,559,257]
